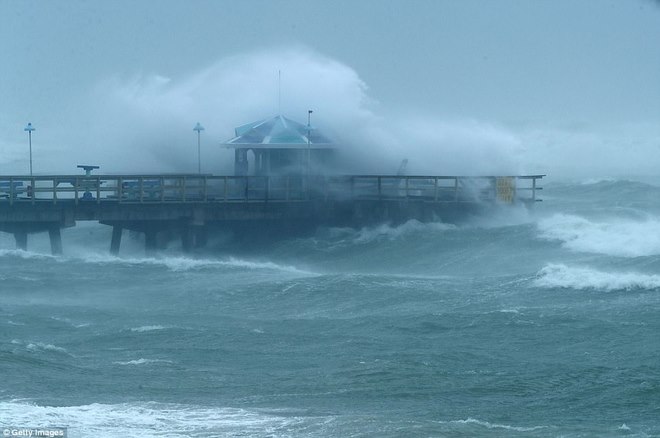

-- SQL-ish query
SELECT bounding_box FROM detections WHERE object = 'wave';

[0,401,313,438]
[0,247,315,275]
[80,254,314,274]
[534,264,660,291]
[440,418,547,432]
[129,325,169,332]
[112,358,172,366]
[0,249,54,260]
[327,219,455,245]
[10,340,70,355]
[537,213,660,257]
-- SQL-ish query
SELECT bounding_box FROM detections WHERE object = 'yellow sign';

[496,177,515,203]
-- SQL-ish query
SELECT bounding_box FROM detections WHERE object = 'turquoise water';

[1,180,659,437]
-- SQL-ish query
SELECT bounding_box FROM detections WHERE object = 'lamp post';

[24,122,35,176]
[193,122,204,174]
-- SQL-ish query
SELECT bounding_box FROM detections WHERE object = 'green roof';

[224,115,333,149]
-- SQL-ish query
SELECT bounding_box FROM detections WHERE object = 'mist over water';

[2,179,660,436]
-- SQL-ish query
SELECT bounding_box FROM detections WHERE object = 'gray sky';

[1,0,659,178]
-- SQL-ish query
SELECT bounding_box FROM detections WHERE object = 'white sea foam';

[330,219,455,244]
[112,358,172,365]
[535,264,660,291]
[441,418,547,432]
[0,401,313,438]
[129,325,168,333]
[25,342,69,355]
[0,249,54,260]
[67,253,314,275]
[537,213,660,257]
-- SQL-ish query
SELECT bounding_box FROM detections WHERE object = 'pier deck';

[0,174,543,254]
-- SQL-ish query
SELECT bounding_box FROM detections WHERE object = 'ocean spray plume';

[4,47,524,177]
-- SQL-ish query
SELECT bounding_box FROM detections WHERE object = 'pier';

[0,173,543,254]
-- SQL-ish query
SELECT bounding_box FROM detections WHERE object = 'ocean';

[1,179,659,437]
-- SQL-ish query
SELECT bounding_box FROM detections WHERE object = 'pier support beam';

[14,232,27,251]
[110,226,122,255]
[48,227,63,256]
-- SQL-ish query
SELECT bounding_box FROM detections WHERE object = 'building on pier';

[223,115,335,176]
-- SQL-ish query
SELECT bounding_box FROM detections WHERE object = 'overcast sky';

[1,0,659,178]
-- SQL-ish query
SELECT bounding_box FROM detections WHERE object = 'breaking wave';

[534,264,660,291]
[537,213,660,257]
[439,418,548,432]
[112,359,173,366]
[0,401,316,438]
[129,325,169,333]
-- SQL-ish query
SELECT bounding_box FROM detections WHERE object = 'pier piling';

[48,227,63,255]
[14,232,27,251]
[110,226,122,255]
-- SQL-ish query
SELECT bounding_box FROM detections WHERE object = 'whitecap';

[537,213,660,257]
[129,325,168,333]
[0,400,312,437]
[112,358,172,365]
[25,342,69,354]
[442,417,547,432]
[0,249,54,260]
[534,264,660,291]
[68,253,314,275]
[333,219,455,244]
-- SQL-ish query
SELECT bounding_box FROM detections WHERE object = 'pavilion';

[223,115,334,176]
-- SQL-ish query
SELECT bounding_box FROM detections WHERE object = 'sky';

[1,0,659,179]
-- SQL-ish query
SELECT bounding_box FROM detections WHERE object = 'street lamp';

[24,122,35,176]
[193,122,204,174]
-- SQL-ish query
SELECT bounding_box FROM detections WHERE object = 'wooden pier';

[0,174,544,254]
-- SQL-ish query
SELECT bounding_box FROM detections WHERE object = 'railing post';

[31,177,36,205]
[160,177,165,202]
[53,179,57,204]
[118,177,123,203]
[182,176,187,202]
[139,177,144,203]
[405,177,409,199]
[454,178,459,202]
[434,177,439,202]
[96,176,101,204]
[74,177,79,205]
[532,177,537,202]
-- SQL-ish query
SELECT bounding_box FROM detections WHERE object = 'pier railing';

[0,174,543,205]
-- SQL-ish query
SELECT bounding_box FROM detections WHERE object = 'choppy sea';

[1,179,659,437]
